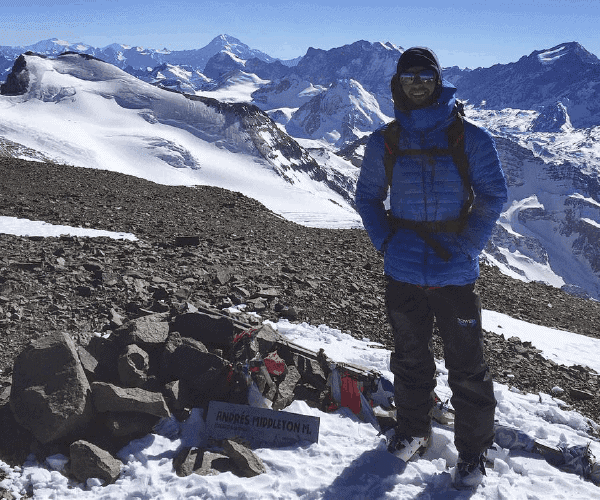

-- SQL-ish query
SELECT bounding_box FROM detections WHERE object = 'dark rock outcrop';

[0,54,30,95]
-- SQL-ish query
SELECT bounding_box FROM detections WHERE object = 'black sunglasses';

[398,69,437,85]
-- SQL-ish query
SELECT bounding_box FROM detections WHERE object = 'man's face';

[399,66,437,108]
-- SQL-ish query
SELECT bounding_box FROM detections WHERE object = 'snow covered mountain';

[1,37,600,300]
[285,79,388,147]
[0,52,360,227]
[465,107,600,299]
[444,42,600,128]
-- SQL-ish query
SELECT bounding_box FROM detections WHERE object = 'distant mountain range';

[1,36,600,300]
[3,37,599,130]
[0,34,279,78]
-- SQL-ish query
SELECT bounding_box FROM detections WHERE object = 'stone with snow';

[222,439,266,477]
[173,447,232,477]
[69,440,122,485]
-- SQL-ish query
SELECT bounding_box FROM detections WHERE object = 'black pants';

[385,277,496,455]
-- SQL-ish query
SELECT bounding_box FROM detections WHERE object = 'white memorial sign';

[206,401,320,447]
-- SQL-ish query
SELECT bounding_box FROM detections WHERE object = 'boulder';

[103,411,160,439]
[232,323,281,363]
[117,318,169,351]
[163,380,190,413]
[160,334,236,388]
[222,439,266,477]
[184,356,238,406]
[173,446,202,477]
[81,336,120,383]
[10,332,94,443]
[0,393,33,465]
[118,344,150,387]
[171,311,235,348]
[172,447,231,477]
[91,382,170,418]
[273,365,301,411]
[293,354,328,389]
[69,440,122,484]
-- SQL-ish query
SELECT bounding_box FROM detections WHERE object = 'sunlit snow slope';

[0,53,361,228]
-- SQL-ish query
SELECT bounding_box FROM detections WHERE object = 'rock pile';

[3,302,379,485]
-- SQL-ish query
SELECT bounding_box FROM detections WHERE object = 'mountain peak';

[533,42,600,66]
[208,34,246,51]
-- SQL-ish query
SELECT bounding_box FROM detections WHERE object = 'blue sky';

[1,0,599,69]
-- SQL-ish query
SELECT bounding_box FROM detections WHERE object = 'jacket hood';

[393,79,458,132]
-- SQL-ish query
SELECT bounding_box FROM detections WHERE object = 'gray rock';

[232,323,282,364]
[294,354,327,389]
[104,411,160,438]
[118,344,150,387]
[163,379,191,412]
[171,311,235,348]
[118,319,169,350]
[185,355,237,405]
[196,450,233,476]
[172,447,231,477]
[222,439,266,477]
[253,324,281,354]
[173,446,201,477]
[160,336,213,383]
[569,387,595,400]
[69,440,122,484]
[77,345,100,380]
[174,236,200,247]
[91,382,170,418]
[273,365,301,410]
[10,332,94,443]
[82,336,120,383]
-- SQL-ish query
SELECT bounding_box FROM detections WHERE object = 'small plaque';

[206,401,320,447]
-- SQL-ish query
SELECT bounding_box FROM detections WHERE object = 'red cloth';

[263,351,286,376]
[340,375,361,414]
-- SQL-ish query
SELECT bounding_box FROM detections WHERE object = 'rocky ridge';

[1,157,600,446]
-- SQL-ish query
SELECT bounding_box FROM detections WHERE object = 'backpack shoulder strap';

[446,101,475,225]
[380,120,401,189]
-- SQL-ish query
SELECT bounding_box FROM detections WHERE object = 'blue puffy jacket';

[355,81,508,287]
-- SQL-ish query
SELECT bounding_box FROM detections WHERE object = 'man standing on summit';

[355,47,508,489]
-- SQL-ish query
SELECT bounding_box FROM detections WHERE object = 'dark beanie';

[391,46,443,111]
[396,46,442,78]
